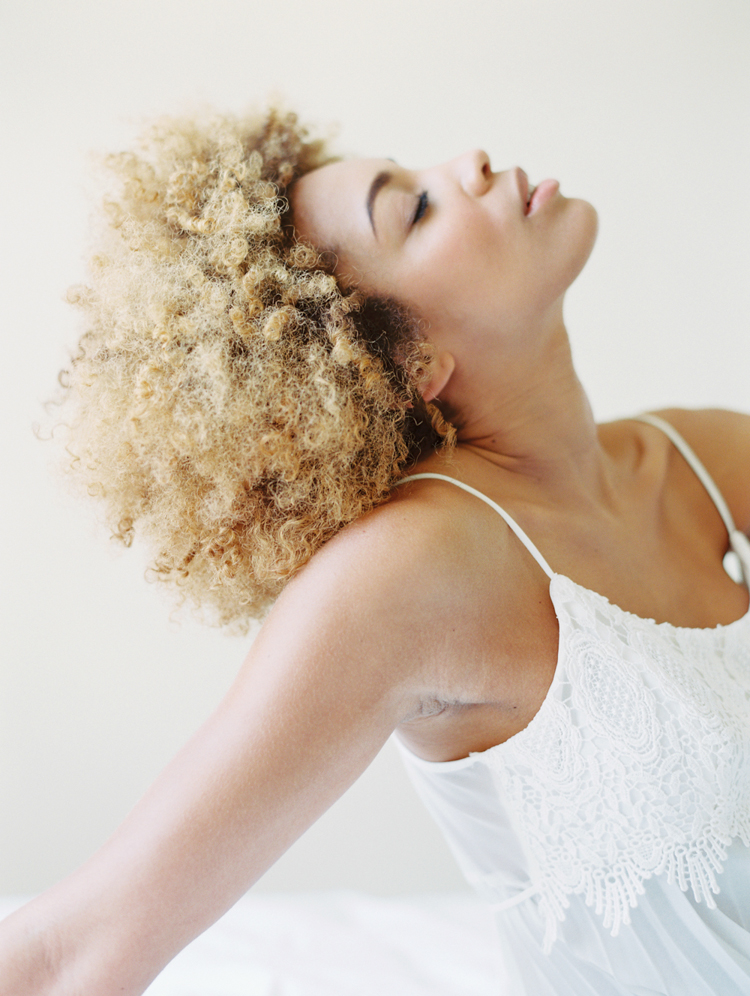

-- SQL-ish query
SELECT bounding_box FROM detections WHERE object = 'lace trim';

[483,575,750,953]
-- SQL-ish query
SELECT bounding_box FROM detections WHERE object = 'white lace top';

[396,415,750,995]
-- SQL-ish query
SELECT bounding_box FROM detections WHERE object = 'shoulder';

[264,483,469,684]
[651,407,750,451]
[288,474,517,633]
[648,407,750,532]
[266,472,532,708]
[305,473,522,595]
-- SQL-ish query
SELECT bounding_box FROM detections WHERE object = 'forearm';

[0,539,425,994]
[0,778,327,994]
[0,683,400,993]
[1,884,194,996]
[0,862,182,996]
[0,901,59,996]
[0,892,136,996]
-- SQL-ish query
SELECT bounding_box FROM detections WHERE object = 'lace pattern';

[483,574,750,953]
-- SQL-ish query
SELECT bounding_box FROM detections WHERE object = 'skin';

[1,150,749,995]
[292,152,750,758]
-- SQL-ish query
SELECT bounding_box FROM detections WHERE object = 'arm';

[0,504,439,996]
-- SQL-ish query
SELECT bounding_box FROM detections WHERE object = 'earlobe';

[420,352,456,403]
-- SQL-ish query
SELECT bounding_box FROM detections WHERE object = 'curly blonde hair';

[61,107,454,630]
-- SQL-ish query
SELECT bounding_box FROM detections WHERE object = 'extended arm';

[0,504,439,996]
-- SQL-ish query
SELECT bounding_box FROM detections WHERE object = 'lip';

[527,178,560,216]
[515,167,530,213]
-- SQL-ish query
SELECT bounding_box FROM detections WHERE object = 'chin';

[564,198,599,287]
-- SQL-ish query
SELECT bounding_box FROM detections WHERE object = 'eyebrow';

[366,170,392,237]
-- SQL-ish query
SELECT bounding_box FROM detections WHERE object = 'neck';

[441,318,616,504]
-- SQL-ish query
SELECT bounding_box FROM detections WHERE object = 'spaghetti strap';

[397,472,556,580]
[636,413,750,583]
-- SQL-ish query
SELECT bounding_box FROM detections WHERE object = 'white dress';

[396,415,750,995]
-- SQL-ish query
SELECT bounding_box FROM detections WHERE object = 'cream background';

[0,0,748,895]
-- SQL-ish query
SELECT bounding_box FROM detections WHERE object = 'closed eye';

[412,191,429,226]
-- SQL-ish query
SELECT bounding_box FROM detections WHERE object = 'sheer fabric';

[396,417,750,994]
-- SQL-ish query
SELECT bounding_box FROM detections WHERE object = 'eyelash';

[412,191,429,225]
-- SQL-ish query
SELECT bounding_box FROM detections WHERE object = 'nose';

[456,149,492,197]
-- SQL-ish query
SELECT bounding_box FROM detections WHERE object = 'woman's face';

[291,151,598,357]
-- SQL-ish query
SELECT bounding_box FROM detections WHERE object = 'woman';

[1,107,749,995]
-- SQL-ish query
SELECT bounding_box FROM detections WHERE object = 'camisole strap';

[397,472,556,579]
[636,412,750,583]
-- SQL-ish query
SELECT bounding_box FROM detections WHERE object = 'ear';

[420,352,456,403]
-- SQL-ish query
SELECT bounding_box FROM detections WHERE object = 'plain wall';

[1,0,748,896]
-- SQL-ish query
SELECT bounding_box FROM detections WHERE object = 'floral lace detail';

[483,574,750,953]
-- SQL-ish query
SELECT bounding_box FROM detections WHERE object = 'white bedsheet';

[0,891,505,995]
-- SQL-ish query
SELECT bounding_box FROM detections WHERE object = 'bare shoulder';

[265,474,535,714]
[652,406,750,450]
[296,474,520,610]
[291,479,479,613]
[260,484,469,695]
[650,407,750,532]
